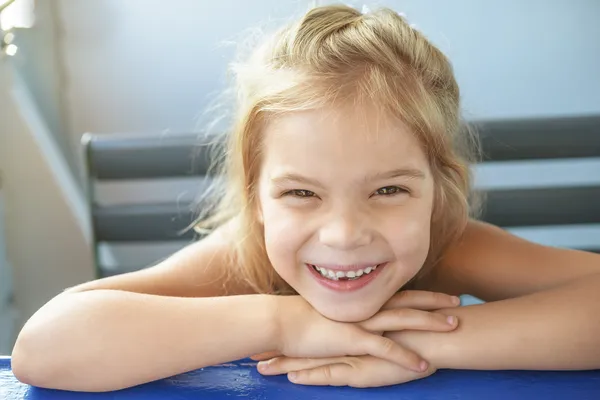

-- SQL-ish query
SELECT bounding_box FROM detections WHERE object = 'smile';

[306,262,388,292]
[309,264,381,281]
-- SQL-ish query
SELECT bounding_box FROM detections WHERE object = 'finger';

[287,363,353,386]
[257,356,346,376]
[361,333,427,373]
[287,359,437,387]
[359,308,458,333]
[250,351,282,361]
[381,290,460,311]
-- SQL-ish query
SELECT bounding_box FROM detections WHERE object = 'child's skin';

[11,101,600,391]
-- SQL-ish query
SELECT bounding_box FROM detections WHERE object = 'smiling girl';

[11,4,600,391]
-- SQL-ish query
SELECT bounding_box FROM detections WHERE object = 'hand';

[256,290,460,386]
[359,289,460,335]
[264,291,459,374]
[255,355,437,387]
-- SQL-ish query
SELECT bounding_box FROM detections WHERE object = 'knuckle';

[379,337,396,355]
[436,292,452,303]
[346,357,361,369]
[394,308,411,318]
[395,290,410,302]
[426,290,440,302]
[431,313,448,327]
[268,357,285,371]
[322,365,333,380]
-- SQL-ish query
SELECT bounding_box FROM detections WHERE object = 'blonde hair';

[195,4,481,294]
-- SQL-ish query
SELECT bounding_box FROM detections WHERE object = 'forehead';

[260,104,430,176]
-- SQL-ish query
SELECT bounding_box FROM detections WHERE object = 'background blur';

[1,0,599,355]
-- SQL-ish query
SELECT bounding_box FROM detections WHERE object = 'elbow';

[10,301,129,393]
[11,331,51,388]
[11,332,91,391]
[10,293,88,389]
[11,318,78,390]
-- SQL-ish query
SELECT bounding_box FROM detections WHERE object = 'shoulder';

[416,219,600,301]
[66,219,256,297]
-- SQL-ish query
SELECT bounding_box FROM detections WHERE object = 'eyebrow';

[270,167,426,188]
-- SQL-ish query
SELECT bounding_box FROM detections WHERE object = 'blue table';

[2,356,600,399]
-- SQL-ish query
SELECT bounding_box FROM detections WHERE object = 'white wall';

[56,0,600,146]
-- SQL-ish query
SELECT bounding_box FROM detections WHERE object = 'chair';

[81,115,600,279]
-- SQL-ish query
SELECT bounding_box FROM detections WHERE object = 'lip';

[306,262,387,292]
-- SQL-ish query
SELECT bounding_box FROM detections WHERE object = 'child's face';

[257,103,435,322]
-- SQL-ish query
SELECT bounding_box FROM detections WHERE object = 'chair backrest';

[82,115,600,278]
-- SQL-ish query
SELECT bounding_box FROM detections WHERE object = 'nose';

[319,207,373,250]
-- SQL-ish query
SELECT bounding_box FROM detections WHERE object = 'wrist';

[270,295,307,354]
[384,329,450,370]
[257,294,283,353]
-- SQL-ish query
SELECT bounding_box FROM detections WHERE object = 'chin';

[310,299,384,323]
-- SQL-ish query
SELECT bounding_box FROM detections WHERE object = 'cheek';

[260,199,308,273]
[384,206,432,267]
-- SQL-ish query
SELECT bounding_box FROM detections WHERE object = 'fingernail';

[447,316,456,325]
[257,362,268,371]
[288,372,297,382]
[418,360,429,372]
[452,296,461,305]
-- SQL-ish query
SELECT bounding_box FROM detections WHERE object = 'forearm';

[12,291,278,391]
[388,274,600,370]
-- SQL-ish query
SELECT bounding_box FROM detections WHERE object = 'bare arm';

[11,222,266,391]
[424,220,600,301]
[400,219,600,370]
[12,292,278,392]
[390,273,600,370]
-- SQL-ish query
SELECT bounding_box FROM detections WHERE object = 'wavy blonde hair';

[195,4,481,294]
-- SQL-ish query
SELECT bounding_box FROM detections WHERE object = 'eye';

[373,186,408,196]
[285,189,317,198]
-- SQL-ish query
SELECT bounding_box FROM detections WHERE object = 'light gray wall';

[58,0,314,139]
[384,0,600,120]
[0,186,11,304]
[0,61,95,351]
[11,1,76,174]
[56,0,600,145]
[0,184,15,355]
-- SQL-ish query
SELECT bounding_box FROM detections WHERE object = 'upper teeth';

[312,265,379,280]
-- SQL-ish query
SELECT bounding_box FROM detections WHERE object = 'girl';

[11,4,600,392]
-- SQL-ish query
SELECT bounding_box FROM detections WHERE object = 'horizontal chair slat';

[82,132,218,180]
[93,204,198,241]
[480,186,600,227]
[475,115,600,161]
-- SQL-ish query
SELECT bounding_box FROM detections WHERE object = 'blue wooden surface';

[2,357,600,399]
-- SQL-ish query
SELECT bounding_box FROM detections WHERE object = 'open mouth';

[306,262,387,292]
[309,263,382,281]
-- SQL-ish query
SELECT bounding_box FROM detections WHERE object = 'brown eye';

[288,189,316,197]
[374,186,407,196]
